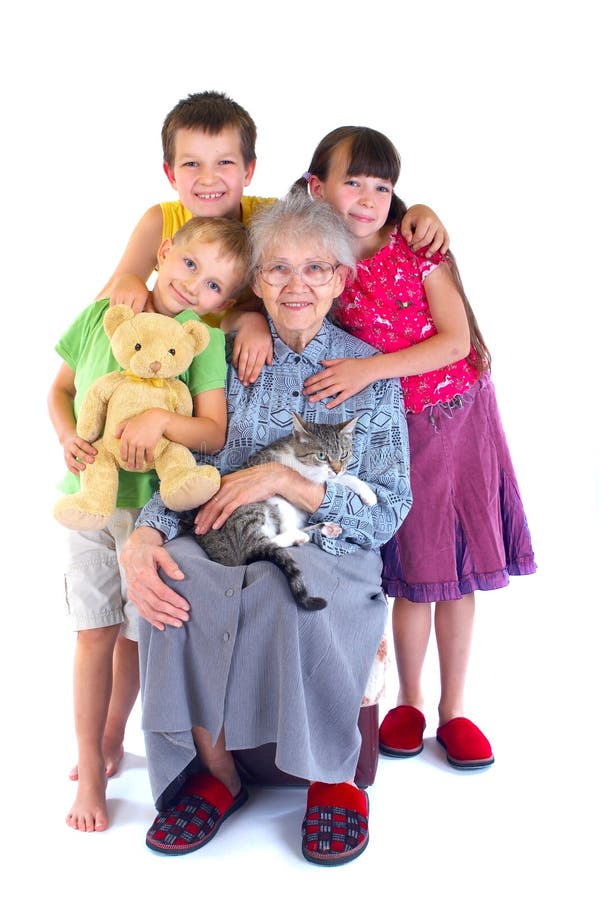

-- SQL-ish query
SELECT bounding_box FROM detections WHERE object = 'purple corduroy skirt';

[381,374,536,602]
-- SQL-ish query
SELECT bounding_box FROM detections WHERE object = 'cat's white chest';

[263,496,307,537]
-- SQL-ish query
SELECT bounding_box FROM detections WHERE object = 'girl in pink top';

[300,126,536,769]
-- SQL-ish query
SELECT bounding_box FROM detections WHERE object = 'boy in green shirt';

[48,215,250,833]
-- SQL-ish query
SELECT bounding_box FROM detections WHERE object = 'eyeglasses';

[257,260,341,287]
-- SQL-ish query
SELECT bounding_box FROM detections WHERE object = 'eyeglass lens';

[260,262,335,286]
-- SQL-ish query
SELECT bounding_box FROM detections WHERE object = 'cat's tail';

[245,543,327,612]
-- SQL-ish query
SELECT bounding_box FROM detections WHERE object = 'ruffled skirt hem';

[383,554,537,603]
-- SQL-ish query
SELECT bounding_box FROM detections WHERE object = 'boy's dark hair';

[161,91,257,168]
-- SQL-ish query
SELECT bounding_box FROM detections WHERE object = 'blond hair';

[173,216,252,294]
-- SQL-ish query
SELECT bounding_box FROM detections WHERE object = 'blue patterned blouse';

[137,317,412,554]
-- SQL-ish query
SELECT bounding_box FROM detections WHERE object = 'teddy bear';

[53,306,222,531]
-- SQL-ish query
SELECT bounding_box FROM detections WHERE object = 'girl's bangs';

[345,132,400,184]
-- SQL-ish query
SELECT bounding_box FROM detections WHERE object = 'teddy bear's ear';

[104,306,135,338]
[183,320,210,356]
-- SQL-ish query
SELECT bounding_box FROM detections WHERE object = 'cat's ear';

[291,412,311,436]
[339,417,358,436]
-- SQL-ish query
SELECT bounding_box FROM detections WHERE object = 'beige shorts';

[63,507,140,641]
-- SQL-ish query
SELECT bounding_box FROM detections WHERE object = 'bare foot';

[66,760,109,832]
[69,739,124,781]
[103,742,124,777]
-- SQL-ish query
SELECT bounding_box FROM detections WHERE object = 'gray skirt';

[139,536,388,808]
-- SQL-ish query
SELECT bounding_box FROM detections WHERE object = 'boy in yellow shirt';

[98,91,269,315]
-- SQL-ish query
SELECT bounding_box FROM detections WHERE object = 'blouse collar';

[269,316,333,366]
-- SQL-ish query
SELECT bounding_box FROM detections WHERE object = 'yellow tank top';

[159,196,275,326]
[160,196,275,240]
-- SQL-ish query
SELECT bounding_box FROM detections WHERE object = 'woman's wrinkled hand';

[120,528,190,631]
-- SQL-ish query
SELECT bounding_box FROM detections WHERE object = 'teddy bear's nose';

[150,361,161,373]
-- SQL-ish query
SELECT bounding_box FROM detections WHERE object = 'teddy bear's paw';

[53,496,111,532]
[160,465,221,512]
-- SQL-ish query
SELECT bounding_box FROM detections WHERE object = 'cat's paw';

[273,528,310,548]
[320,522,342,539]
[358,486,377,506]
[336,474,377,507]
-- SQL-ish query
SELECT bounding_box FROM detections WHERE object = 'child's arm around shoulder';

[220,297,273,386]
[48,362,97,474]
[303,260,471,409]
[402,204,450,256]
[95,204,164,311]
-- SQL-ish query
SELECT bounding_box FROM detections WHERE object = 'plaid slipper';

[437,717,495,769]
[302,782,369,866]
[379,705,426,757]
[146,772,249,855]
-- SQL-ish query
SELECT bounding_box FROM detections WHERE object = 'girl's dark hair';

[292,126,407,224]
[293,125,491,372]
[443,254,491,372]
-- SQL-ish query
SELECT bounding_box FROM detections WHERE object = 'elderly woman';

[121,191,412,866]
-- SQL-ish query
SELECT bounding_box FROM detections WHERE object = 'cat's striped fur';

[195,413,376,611]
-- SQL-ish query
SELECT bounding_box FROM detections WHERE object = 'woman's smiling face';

[253,238,347,351]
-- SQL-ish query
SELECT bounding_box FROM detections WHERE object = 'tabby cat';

[194,413,376,611]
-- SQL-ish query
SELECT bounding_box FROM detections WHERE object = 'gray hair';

[249,189,356,276]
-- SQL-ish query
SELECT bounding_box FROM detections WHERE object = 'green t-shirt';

[55,298,226,507]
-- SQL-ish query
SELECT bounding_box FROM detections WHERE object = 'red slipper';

[379,705,426,757]
[302,782,369,866]
[436,717,494,769]
[146,772,249,855]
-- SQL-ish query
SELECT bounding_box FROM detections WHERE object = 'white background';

[1,1,597,896]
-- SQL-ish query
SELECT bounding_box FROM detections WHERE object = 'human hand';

[231,313,273,386]
[303,358,376,409]
[194,463,283,533]
[402,204,450,256]
[107,274,150,313]
[120,528,189,630]
[61,430,97,474]
[114,410,166,469]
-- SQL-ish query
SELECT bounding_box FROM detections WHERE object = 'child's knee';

[76,623,121,648]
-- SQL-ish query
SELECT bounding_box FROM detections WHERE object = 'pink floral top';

[333,227,479,414]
